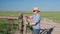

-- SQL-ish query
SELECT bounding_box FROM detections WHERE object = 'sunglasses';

[33,10,40,12]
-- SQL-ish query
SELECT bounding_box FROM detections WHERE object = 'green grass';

[40,12,60,23]
[0,12,20,16]
[0,11,60,23]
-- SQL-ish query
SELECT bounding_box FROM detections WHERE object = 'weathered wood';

[23,16,27,34]
[0,16,18,20]
[23,23,27,34]
[18,13,27,34]
[18,13,23,34]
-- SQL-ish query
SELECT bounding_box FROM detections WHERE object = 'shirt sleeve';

[34,15,40,23]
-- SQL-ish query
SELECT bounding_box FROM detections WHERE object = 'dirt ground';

[40,18,60,34]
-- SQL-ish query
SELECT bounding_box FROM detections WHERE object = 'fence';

[0,13,27,34]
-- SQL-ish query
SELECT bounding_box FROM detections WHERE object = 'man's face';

[33,10,38,14]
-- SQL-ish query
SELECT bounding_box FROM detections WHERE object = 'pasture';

[0,11,60,23]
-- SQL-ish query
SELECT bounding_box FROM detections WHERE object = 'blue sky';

[0,0,60,11]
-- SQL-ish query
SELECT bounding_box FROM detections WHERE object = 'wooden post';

[7,19,14,34]
[18,13,23,34]
[18,13,27,34]
[23,22,27,34]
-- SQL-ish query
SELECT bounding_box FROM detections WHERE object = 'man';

[24,7,40,34]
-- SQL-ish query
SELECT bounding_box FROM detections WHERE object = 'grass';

[0,11,60,23]
[40,12,60,23]
[0,12,20,16]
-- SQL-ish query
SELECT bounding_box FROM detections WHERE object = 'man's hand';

[25,16,32,19]
[27,18,36,26]
[24,21,28,25]
[25,16,29,19]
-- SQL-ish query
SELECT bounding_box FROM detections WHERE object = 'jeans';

[33,29,40,34]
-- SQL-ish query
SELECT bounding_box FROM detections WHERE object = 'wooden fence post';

[18,13,27,34]
[18,13,23,34]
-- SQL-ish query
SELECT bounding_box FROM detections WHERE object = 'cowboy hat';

[33,7,40,12]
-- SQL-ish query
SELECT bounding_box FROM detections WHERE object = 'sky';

[0,0,60,11]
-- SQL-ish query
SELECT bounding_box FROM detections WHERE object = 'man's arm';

[23,15,40,26]
[23,16,35,25]
[27,15,40,26]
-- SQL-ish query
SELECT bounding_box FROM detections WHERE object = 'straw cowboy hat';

[33,7,40,12]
